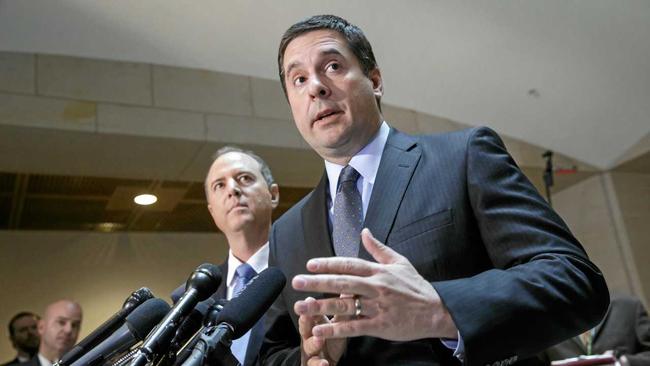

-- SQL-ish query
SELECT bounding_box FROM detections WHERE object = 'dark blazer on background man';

[171,261,265,366]
[259,126,609,366]
[1,358,22,366]
[17,357,41,366]
[539,294,650,366]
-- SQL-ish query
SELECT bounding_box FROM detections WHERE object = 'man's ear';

[270,184,280,209]
[37,319,45,337]
[369,67,384,99]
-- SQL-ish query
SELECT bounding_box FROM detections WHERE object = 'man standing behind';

[260,14,609,366]
[2,312,40,366]
[27,300,82,366]
[172,146,279,366]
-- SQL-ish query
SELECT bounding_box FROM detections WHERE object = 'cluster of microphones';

[53,264,286,366]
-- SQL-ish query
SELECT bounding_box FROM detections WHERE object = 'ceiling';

[0,171,311,232]
[0,1,648,169]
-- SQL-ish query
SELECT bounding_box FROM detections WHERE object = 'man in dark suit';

[539,294,650,366]
[22,300,82,366]
[258,14,610,366]
[172,146,279,366]
[2,312,40,366]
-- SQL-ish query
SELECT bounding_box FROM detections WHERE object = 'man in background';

[23,300,81,366]
[2,312,40,366]
[172,146,279,366]
[539,294,650,366]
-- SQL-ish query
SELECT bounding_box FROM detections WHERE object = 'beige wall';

[610,172,650,302]
[553,172,649,307]
[0,231,228,360]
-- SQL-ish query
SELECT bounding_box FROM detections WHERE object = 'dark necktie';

[332,165,363,257]
[231,263,257,363]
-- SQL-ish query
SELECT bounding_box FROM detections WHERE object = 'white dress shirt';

[225,243,269,365]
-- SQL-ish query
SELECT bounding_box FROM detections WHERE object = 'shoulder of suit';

[272,186,316,227]
[392,125,498,145]
[388,126,501,155]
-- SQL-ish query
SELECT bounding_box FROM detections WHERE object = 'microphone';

[70,298,170,366]
[129,263,222,366]
[155,298,217,366]
[171,301,227,366]
[57,287,154,366]
[181,267,286,366]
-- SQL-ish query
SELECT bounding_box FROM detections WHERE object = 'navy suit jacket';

[259,127,609,366]
[171,261,265,366]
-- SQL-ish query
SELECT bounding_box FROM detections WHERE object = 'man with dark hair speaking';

[259,14,610,366]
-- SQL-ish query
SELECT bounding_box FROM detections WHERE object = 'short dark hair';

[278,14,381,108]
[8,312,39,337]
[205,146,275,198]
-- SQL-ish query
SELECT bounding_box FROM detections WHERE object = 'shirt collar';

[38,353,53,366]
[226,242,269,287]
[325,121,390,195]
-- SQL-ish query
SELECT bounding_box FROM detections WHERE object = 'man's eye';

[293,76,306,86]
[214,183,224,190]
[239,175,252,183]
[327,62,340,71]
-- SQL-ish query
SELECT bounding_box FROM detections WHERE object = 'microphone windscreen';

[185,263,222,301]
[125,298,171,340]
[215,267,286,339]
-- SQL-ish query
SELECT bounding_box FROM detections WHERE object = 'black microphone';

[129,263,222,366]
[181,267,286,366]
[56,287,154,366]
[70,298,170,366]
[155,298,217,366]
[171,301,227,366]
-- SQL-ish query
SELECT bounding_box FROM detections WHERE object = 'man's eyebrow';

[285,60,302,79]
[284,48,344,78]
[321,48,344,58]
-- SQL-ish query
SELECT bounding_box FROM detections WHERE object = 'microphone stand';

[542,150,554,207]
[181,324,239,366]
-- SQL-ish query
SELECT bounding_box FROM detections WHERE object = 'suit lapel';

[244,317,265,366]
[211,261,228,301]
[360,129,420,260]
[301,173,335,259]
[592,301,612,343]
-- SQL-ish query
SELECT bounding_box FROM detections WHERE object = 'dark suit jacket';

[259,127,609,366]
[11,357,41,366]
[1,358,20,366]
[171,261,265,366]
[539,294,650,366]
[1,358,21,366]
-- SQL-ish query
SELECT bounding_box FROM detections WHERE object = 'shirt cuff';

[440,332,465,361]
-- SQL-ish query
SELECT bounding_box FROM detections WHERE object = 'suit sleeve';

[257,224,302,366]
[433,127,610,365]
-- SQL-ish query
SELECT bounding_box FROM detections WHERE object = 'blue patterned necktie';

[332,165,363,257]
[230,263,257,364]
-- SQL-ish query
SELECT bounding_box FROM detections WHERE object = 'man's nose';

[308,76,331,99]
[226,180,242,197]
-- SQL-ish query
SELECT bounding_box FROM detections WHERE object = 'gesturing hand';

[292,228,458,341]
[298,297,346,366]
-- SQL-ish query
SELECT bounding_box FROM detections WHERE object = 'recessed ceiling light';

[94,222,125,232]
[134,193,157,205]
